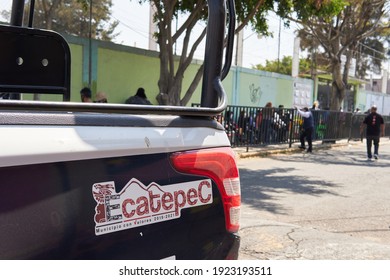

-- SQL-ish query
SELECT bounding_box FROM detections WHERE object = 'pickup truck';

[0,0,241,259]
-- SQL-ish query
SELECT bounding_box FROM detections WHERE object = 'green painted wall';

[76,38,203,105]
[222,69,235,105]
[15,32,387,114]
[230,67,303,108]
[97,47,160,104]
[69,43,84,102]
[19,34,317,109]
[356,88,368,112]
[20,33,386,113]
[19,35,199,104]
[181,62,203,105]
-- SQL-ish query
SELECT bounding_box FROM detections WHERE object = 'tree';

[1,0,118,41]
[254,56,313,76]
[135,0,345,106]
[296,0,389,110]
[355,37,387,79]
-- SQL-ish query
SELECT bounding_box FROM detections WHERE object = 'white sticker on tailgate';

[92,178,213,236]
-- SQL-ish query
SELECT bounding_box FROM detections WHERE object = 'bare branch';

[181,64,204,106]
[234,0,265,35]
[172,0,206,42]
[180,27,207,69]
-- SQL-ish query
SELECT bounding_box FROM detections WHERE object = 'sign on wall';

[293,81,312,108]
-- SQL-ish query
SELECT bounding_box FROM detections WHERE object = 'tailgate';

[0,111,240,259]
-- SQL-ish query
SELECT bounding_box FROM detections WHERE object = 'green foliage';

[296,0,389,110]
[127,0,347,105]
[356,37,387,77]
[0,0,119,41]
[254,56,313,75]
[133,0,346,37]
[76,0,90,11]
[291,0,347,20]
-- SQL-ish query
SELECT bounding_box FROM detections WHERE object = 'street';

[237,139,390,259]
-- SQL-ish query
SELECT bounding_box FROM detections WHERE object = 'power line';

[357,41,388,58]
[112,15,150,40]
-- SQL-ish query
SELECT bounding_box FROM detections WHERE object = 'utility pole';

[291,37,300,78]
[148,2,158,51]
[277,17,281,72]
[235,24,243,67]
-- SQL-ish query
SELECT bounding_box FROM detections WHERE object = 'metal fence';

[193,104,390,150]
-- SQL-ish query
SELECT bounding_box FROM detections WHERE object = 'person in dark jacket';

[296,106,314,153]
[360,105,385,160]
[125,87,152,105]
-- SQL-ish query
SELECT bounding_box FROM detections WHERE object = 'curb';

[235,141,356,159]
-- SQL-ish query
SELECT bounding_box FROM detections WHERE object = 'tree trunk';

[330,56,345,111]
[181,64,204,106]
[153,1,208,106]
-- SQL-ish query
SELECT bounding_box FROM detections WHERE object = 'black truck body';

[0,0,241,260]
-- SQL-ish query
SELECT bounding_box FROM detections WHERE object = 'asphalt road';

[237,139,390,260]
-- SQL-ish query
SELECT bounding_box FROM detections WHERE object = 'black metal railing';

[193,103,390,149]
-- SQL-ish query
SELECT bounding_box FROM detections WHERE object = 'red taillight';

[170,147,241,233]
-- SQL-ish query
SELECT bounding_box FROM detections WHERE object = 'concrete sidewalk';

[233,139,359,159]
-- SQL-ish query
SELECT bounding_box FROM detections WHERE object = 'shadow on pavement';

[239,167,341,215]
[271,148,390,168]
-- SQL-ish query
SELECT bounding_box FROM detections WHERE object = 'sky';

[0,0,300,68]
[110,0,300,68]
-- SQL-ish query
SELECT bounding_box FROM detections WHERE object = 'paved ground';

[235,138,390,260]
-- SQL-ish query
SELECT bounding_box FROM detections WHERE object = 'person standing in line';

[295,106,314,153]
[262,102,274,143]
[94,91,108,103]
[312,100,319,110]
[360,105,385,161]
[125,87,152,105]
[80,87,92,103]
[237,110,248,144]
[276,105,288,142]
